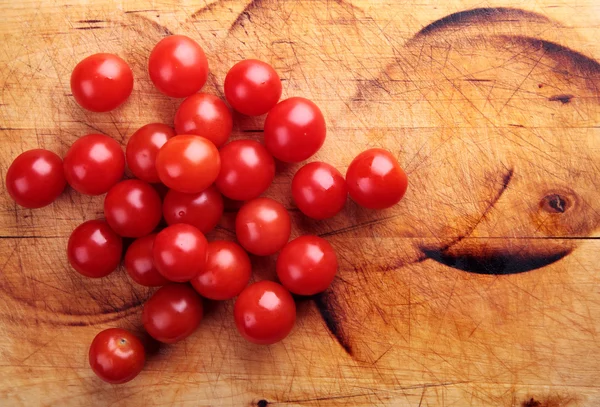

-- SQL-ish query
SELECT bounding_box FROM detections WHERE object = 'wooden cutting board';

[1,0,599,405]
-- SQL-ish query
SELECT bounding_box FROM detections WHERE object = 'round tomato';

[142,283,203,343]
[155,135,220,194]
[6,149,66,209]
[153,224,208,282]
[191,241,251,300]
[215,140,275,201]
[276,235,338,296]
[67,220,122,278]
[346,148,408,209]
[63,134,125,195]
[224,59,282,116]
[71,53,133,112]
[234,281,296,345]
[104,180,162,238]
[126,123,175,183]
[162,186,223,234]
[263,97,326,163]
[89,328,145,384]
[174,93,233,148]
[148,35,208,98]
[235,198,291,256]
[291,161,347,220]
[124,234,169,287]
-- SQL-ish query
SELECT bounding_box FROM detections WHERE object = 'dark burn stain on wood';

[548,94,575,104]
[541,194,569,213]
[256,400,269,407]
[314,292,353,356]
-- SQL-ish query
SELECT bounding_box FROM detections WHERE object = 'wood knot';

[540,194,569,213]
[257,400,269,407]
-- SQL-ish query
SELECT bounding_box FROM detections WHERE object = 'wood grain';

[1,0,599,406]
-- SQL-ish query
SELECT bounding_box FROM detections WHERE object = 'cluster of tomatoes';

[5,35,408,385]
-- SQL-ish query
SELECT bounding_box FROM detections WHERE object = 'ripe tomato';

[124,234,169,287]
[126,123,175,183]
[224,59,282,116]
[191,241,251,300]
[162,186,223,234]
[155,135,220,194]
[63,134,125,195]
[346,148,408,209]
[6,149,66,209]
[234,281,296,345]
[291,162,347,220]
[71,53,133,112]
[148,35,208,98]
[174,93,233,148]
[276,235,338,296]
[104,180,162,238]
[67,220,122,278]
[142,284,203,343]
[153,224,208,282]
[215,140,275,201]
[235,198,291,256]
[263,97,326,163]
[89,328,145,384]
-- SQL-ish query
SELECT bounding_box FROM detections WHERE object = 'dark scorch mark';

[314,292,352,355]
[548,94,574,104]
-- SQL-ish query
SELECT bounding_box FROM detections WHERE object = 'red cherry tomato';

[264,97,326,163]
[224,59,282,116]
[291,162,347,220]
[103,180,162,238]
[234,281,296,345]
[67,220,122,278]
[6,149,66,209]
[162,186,223,234]
[148,35,208,98]
[89,328,145,384]
[124,234,169,287]
[191,241,251,300]
[276,235,338,296]
[63,134,125,195]
[153,224,208,282]
[142,283,203,343]
[71,53,133,112]
[155,135,220,194]
[346,148,408,209]
[235,198,291,256]
[174,93,233,148]
[126,123,175,183]
[215,140,275,201]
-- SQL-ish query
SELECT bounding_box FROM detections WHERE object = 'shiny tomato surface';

[235,198,291,256]
[126,123,175,183]
[174,93,233,148]
[89,328,145,384]
[124,234,170,287]
[153,224,208,282]
[224,59,282,116]
[162,186,224,234]
[291,161,347,219]
[67,220,122,278]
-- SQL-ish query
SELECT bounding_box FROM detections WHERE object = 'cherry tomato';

[124,234,169,287]
[148,35,208,98]
[215,140,275,201]
[224,59,282,116]
[103,180,162,238]
[162,186,223,234]
[153,224,207,282]
[126,123,175,183]
[67,220,122,278]
[71,53,133,112]
[156,135,220,194]
[174,93,233,148]
[346,148,408,209]
[89,328,145,384]
[276,235,338,296]
[263,97,326,163]
[235,198,291,256]
[142,283,203,343]
[191,241,251,300]
[234,281,296,345]
[291,162,347,220]
[6,149,66,209]
[63,134,125,195]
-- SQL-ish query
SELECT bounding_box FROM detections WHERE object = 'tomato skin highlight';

[163,186,224,234]
[292,161,347,219]
[89,328,145,384]
[345,148,408,209]
[124,234,170,287]
[153,224,208,282]
[234,281,296,345]
[126,123,175,183]
[174,93,233,148]
[235,198,291,256]
[71,53,133,112]
[224,59,282,116]
[67,220,123,278]
[6,149,66,209]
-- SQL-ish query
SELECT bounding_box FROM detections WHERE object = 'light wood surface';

[1,0,600,406]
